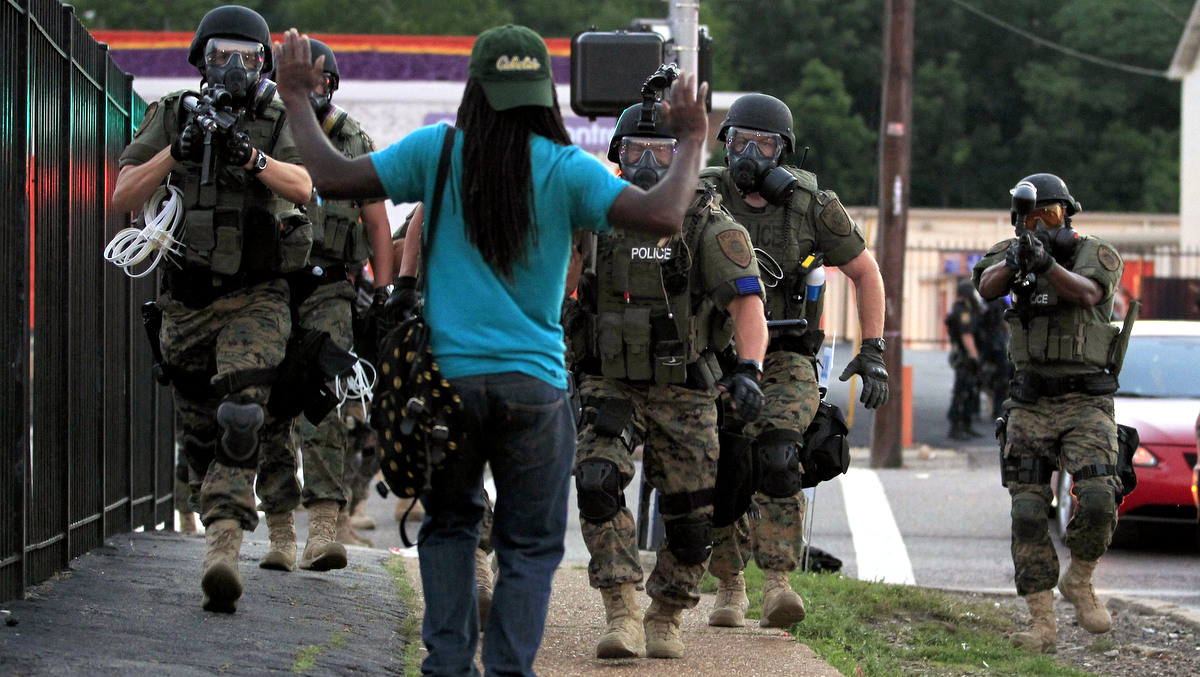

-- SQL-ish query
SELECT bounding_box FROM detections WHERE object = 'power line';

[946,0,1170,79]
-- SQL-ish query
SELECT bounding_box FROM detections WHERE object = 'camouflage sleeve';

[1071,236,1123,297]
[119,97,172,167]
[972,239,1013,287]
[699,209,764,312]
[811,190,867,266]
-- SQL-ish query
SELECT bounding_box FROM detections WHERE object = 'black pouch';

[713,430,759,527]
[267,328,357,423]
[800,400,850,488]
[1116,423,1140,500]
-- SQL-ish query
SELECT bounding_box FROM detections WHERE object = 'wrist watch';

[248,150,268,175]
[737,357,764,374]
[862,338,886,352]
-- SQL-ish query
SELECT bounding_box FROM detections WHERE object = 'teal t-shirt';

[370,122,626,388]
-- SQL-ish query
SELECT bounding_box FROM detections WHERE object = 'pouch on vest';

[651,308,686,384]
[210,208,243,275]
[800,400,850,487]
[598,311,626,379]
[324,215,351,258]
[623,307,653,381]
[183,209,215,267]
[278,209,313,273]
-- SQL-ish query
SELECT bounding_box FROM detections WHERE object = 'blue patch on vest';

[735,277,762,295]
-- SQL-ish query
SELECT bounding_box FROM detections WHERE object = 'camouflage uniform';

[700,166,866,580]
[256,114,379,513]
[120,92,307,531]
[576,188,763,608]
[973,235,1125,595]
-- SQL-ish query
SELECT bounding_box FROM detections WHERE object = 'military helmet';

[1018,173,1081,216]
[607,103,675,164]
[308,38,340,91]
[717,93,795,155]
[956,278,975,299]
[188,5,273,73]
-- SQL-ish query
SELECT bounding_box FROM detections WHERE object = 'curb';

[1109,595,1200,633]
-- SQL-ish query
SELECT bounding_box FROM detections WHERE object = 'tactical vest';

[589,189,729,386]
[1007,239,1119,371]
[306,115,372,267]
[699,166,823,341]
[164,91,312,277]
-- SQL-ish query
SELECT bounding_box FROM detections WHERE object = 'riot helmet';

[718,94,797,199]
[956,278,976,299]
[189,6,273,102]
[1010,173,1081,259]
[307,39,349,136]
[609,103,677,190]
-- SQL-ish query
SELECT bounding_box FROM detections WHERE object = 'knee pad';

[575,458,625,523]
[181,433,217,479]
[664,514,713,566]
[1011,493,1049,540]
[757,428,803,498]
[1074,484,1117,529]
[215,400,265,469]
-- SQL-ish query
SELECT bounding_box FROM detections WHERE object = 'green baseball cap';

[469,24,554,111]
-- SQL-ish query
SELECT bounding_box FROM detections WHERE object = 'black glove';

[718,358,764,422]
[385,276,423,322]
[1018,233,1054,274]
[221,130,254,168]
[1004,241,1022,273]
[839,341,889,409]
[170,123,204,163]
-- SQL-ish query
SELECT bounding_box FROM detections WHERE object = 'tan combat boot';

[596,583,644,659]
[643,598,686,659]
[476,548,494,627]
[178,509,199,535]
[259,511,297,572]
[1011,590,1058,653]
[1058,557,1112,633]
[760,569,806,628]
[708,572,749,627]
[201,519,244,613]
[335,508,374,548]
[349,500,376,530]
[299,500,348,571]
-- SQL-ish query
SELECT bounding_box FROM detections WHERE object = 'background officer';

[110,4,313,613]
[573,103,768,660]
[945,278,983,440]
[701,93,888,630]
[977,294,1012,419]
[974,173,1126,653]
[254,38,393,574]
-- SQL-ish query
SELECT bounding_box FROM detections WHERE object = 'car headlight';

[1131,446,1158,467]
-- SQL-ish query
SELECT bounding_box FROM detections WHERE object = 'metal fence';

[1,0,171,604]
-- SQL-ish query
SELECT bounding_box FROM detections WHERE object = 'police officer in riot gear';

[111,5,313,614]
[573,102,768,660]
[702,93,888,630]
[975,173,1126,653]
[945,278,983,440]
[254,38,395,574]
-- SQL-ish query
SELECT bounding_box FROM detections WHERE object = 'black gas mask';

[618,136,676,190]
[308,74,349,137]
[725,126,795,204]
[1024,202,1079,262]
[204,38,267,103]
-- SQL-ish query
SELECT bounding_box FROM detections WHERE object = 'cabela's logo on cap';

[496,55,541,71]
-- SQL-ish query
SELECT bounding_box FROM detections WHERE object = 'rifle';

[1009,181,1038,307]
[179,86,243,185]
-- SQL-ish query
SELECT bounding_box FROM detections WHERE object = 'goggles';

[204,38,265,70]
[726,126,784,159]
[1024,203,1065,230]
[619,137,676,167]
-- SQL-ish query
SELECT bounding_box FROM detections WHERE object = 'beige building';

[1170,0,1200,250]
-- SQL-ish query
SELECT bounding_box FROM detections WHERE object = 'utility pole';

[667,1,700,75]
[871,0,913,468]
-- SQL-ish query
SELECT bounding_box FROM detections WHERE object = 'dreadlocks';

[456,79,572,278]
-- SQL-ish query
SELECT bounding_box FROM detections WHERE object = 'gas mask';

[725,126,789,199]
[618,136,676,190]
[1024,202,1079,261]
[204,38,265,102]
[309,74,349,137]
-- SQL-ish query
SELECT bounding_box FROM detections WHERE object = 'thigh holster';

[581,396,639,452]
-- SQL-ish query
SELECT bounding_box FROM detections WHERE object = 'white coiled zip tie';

[336,354,377,423]
[103,185,185,278]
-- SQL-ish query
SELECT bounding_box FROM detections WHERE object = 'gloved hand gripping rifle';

[180,86,244,185]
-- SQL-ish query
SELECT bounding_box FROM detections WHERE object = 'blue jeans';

[417,372,575,677]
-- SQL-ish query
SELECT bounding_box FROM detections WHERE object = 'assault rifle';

[180,86,243,185]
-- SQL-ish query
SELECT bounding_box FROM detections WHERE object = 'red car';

[1054,320,1200,545]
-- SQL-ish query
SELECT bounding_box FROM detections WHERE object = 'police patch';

[819,196,853,236]
[718,230,753,268]
[986,240,1011,255]
[1098,244,1120,271]
[133,102,158,138]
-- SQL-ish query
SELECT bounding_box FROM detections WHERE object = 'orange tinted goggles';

[1024,203,1065,230]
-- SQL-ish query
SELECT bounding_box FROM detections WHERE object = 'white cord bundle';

[103,185,185,278]
[336,354,377,422]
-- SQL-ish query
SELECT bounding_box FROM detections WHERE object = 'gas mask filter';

[618,136,676,190]
[725,126,785,196]
[309,73,348,136]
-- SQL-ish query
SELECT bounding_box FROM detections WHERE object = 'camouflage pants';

[710,350,820,578]
[257,279,357,512]
[576,375,719,608]
[1005,393,1120,595]
[161,278,291,531]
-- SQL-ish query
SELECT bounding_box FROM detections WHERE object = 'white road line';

[839,468,916,585]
